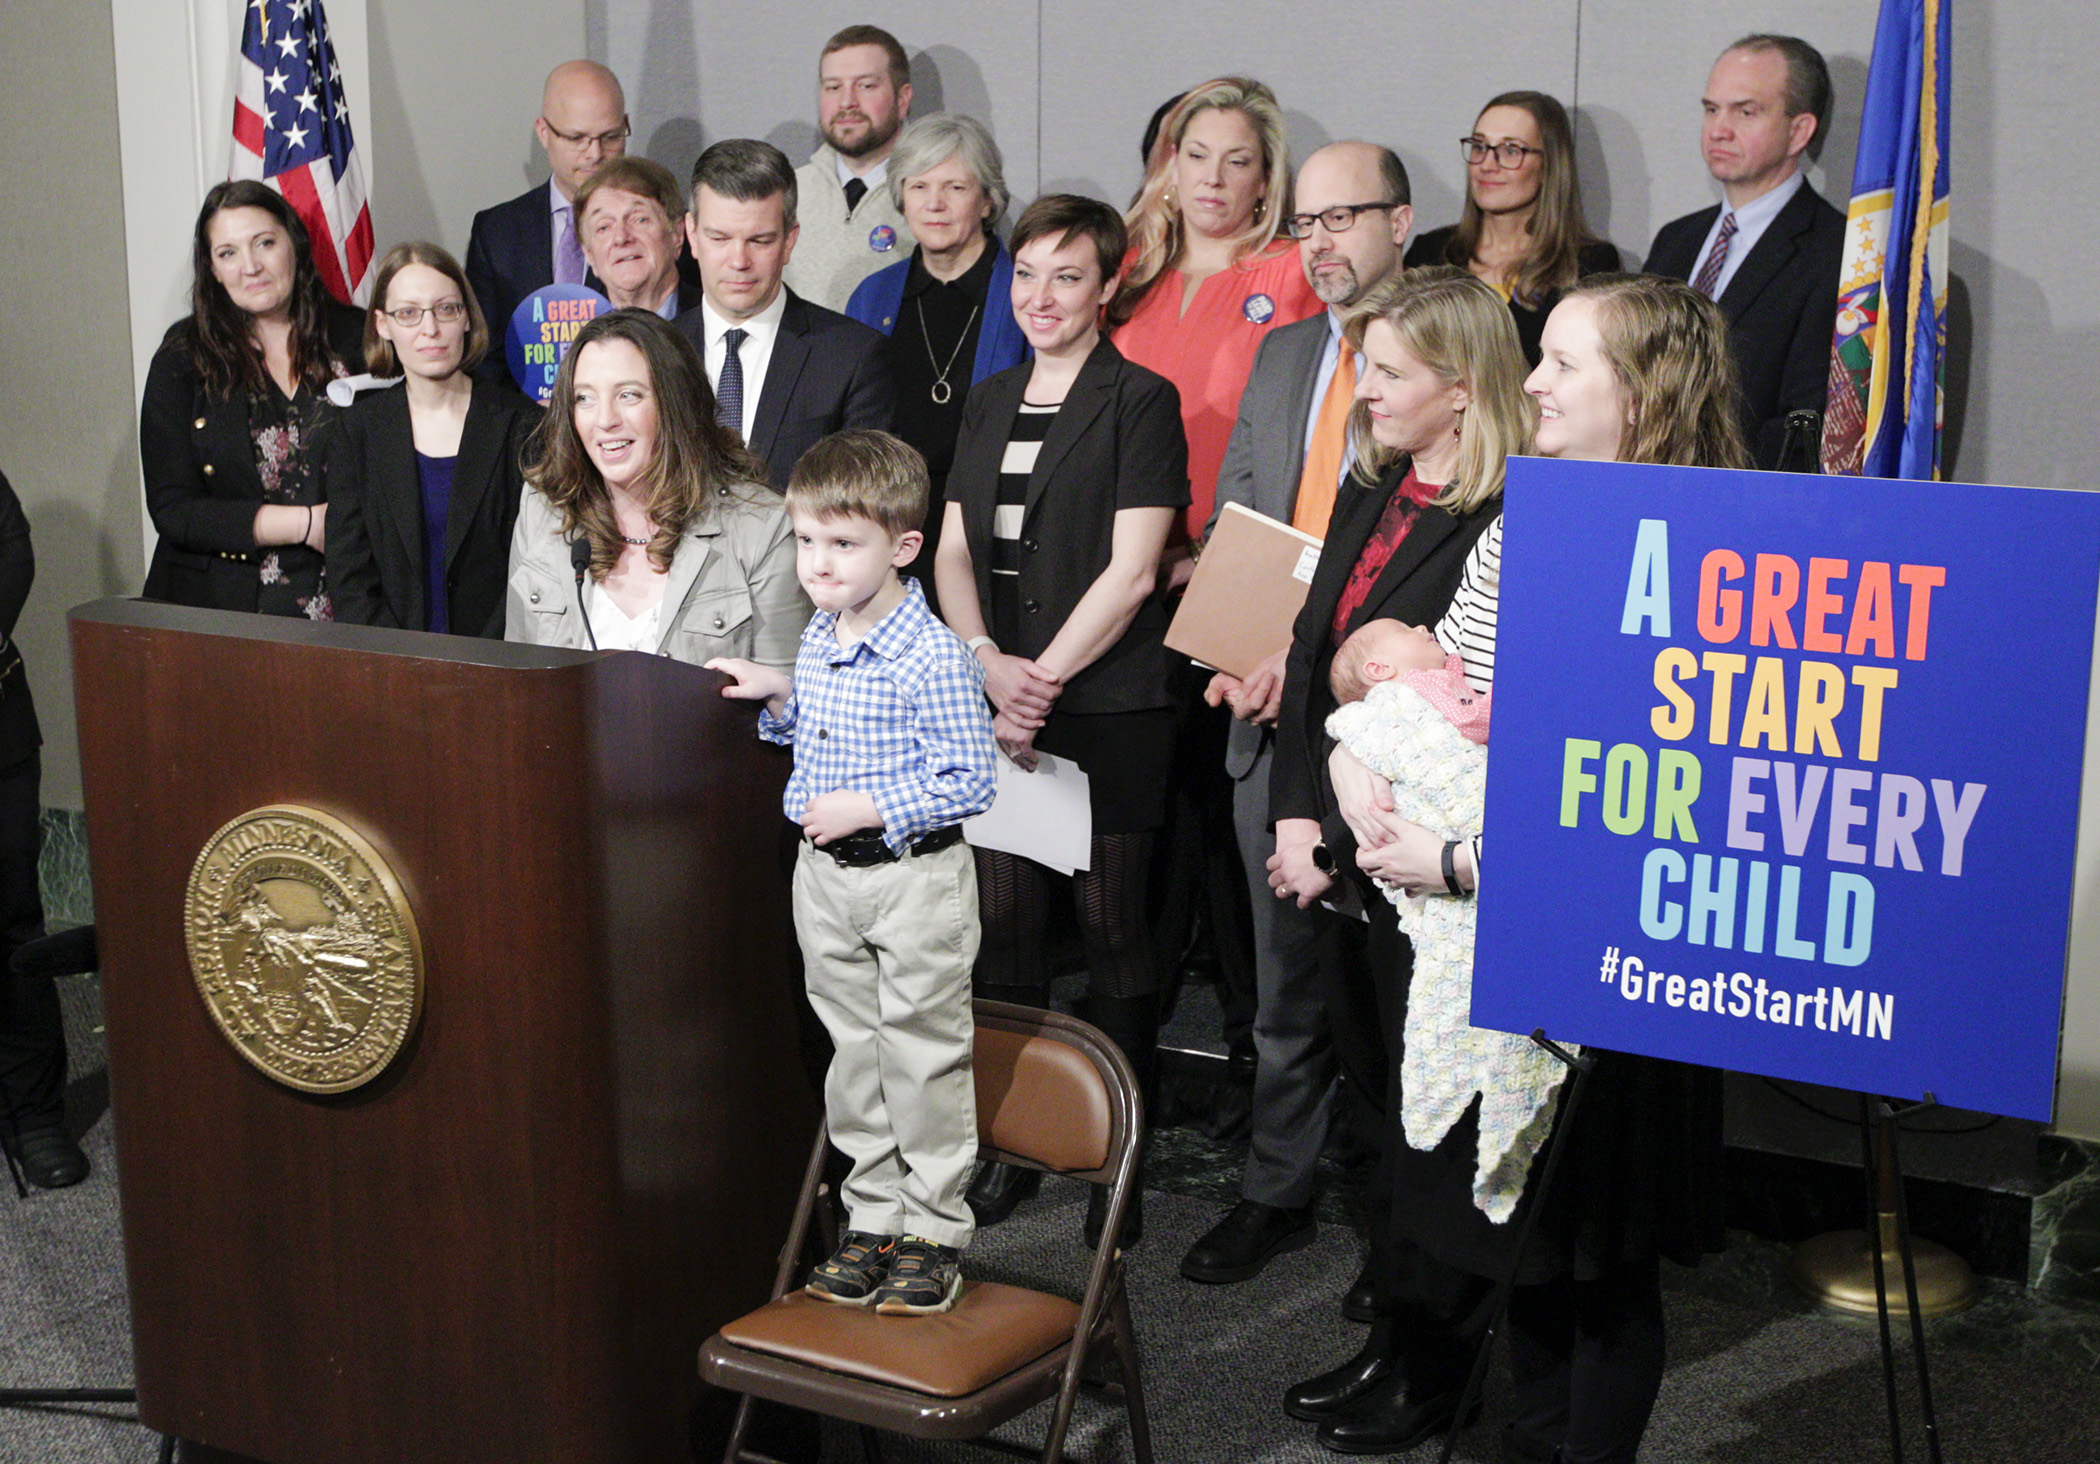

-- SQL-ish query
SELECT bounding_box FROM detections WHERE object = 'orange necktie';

[1292,345,1355,537]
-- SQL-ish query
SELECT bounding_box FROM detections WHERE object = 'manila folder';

[1165,502,1323,678]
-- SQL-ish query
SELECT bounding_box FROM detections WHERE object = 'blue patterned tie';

[716,327,747,435]
[1693,212,1738,299]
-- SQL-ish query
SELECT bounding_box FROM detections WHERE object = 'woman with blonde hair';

[1110,76,1320,542]
[505,309,806,668]
[327,241,541,637]
[1298,272,1737,1461]
[1407,91,1619,366]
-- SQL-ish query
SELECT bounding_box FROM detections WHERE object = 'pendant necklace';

[917,295,979,405]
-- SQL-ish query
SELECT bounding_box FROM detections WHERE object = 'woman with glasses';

[1406,91,1619,365]
[140,180,365,617]
[1110,77,1319,548]
[326,243,541,638]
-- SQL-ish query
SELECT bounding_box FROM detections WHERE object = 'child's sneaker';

[873,1237,963,1316]
[806,1232,897,1306]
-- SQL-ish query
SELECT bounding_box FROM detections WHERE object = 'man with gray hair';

[1181,140,1415,1300]
[677,139,893,487]
[1644,33,1845,468]
[781,24,916,310]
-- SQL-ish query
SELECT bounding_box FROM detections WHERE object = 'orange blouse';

[1112,239,1321,540]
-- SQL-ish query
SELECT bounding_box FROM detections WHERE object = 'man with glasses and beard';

[781,25,916,312]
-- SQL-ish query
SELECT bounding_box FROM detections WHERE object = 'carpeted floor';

[7,973,2100,1464]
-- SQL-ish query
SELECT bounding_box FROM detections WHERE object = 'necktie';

[555,204,585,287]
[1292,345,1357,537]
[1692,212,1738,299]
[843,176,868,214]
[716,328,748,435]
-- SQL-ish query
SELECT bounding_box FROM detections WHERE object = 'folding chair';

[699,998,1152,1464]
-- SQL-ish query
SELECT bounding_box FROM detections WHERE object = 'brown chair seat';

[717,1282,1081,1398]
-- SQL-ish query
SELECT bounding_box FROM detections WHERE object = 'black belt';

[811,824,964,867]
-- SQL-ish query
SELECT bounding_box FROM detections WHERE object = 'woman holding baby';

[1300,273,1746,1464]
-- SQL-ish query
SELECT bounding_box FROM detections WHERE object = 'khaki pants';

[792,837,980,1249]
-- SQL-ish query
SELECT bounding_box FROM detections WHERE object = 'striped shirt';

[989,399,1059,640]
[759,578,998,853]
[1434,515,1502,878]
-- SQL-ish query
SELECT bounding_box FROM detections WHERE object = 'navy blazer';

[674,288,894,489]
[324,377,542,638]
[1644,180,1846,469]
[138,304,366,612]
[947,337,1190,716]
[463,183,607,385]
[1270,459,1499,860]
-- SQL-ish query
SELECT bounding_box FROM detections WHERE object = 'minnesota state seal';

[184,806,423,1094]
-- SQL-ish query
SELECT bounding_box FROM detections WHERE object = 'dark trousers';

[0,752,58,1126]
[1504,1258,1666,1464]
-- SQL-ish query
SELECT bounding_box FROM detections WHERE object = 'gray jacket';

[781,145,910,312]
[504,481,810,672]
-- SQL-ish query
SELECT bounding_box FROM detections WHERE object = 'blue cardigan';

[844,239,1031,386]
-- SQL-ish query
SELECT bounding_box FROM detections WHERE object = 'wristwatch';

[1309,841,1337,876]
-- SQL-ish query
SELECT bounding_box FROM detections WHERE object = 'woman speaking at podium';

[503,310,807,669]
[139,181,364,618]
[1310,275,1743,1464]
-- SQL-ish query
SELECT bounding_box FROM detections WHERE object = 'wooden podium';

[70,600,819,1464]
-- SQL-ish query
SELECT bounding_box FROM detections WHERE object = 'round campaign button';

[1242,293,1276,324]
[869,224,898,253]
[505,284,612,404]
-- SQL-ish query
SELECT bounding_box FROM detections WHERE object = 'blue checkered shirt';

[760,579,998,853]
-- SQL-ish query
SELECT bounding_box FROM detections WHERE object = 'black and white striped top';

[989,399,1060,642]
[1434,515,1501,879]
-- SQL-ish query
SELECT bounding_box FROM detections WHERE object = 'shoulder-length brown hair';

[181,179,345,398]
[1564,274,1750,470]
[1341,266,1535,515]
[523,309,773,578]
[1439,91,1602,309]
[363,241,490,375]
[1109,77,1292,328]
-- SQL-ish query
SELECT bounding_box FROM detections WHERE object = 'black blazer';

[324,378,542,638]
[138,303,366,612]
[0,472,40,772]
[948,337,1190,716]
[463,185,610,384]
[674,288,894,489]
[1406,227,1623,365]
[1644,180,1846,469]
[1270,458,1500,860]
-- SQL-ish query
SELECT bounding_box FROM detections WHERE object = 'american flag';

[230,0,374,305]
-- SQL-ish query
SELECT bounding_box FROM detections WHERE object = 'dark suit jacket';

[1270,459,1499,860]
[0,472,39,771]
[948,336,1190,716]
[675,288,894,489]
[324,378,542,638]
[138,304,366,612]
[463,183,610,386]
[1644,179,1846,468]
[1406,227,1623,365]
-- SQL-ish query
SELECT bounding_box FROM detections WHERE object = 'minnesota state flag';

[1821,0,1950,478]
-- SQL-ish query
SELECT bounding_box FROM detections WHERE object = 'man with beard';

[1180,142,1414,1294]
[781,25,915,312]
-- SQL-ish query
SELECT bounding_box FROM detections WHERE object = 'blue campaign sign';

[1471,457,2100,1121]
[504,284,611,403]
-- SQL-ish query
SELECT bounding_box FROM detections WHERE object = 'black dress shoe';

[1316,1375,1479,1455]
[965,1162,1041,1228]
[1341,1256,1379,1322]
[1180,1199,1314,1283]
[7,1124,89,1189]
[1283,1327,1397,1422]
[1083,1182,1141,1250]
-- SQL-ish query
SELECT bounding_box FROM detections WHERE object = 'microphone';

[569,537,600,650]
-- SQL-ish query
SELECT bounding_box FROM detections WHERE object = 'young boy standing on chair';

[710,430,999,1317]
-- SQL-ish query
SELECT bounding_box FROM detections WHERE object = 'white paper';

[963,752,1093,874]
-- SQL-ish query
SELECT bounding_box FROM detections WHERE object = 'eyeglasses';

[382,301,469,327]
[1461,137,1542,168]
[1282,202,1401,240]
[542,119,632,150]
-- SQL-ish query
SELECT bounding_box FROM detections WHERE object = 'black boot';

[1081,992,1157,1251]
[1284,1317,1398,1421]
